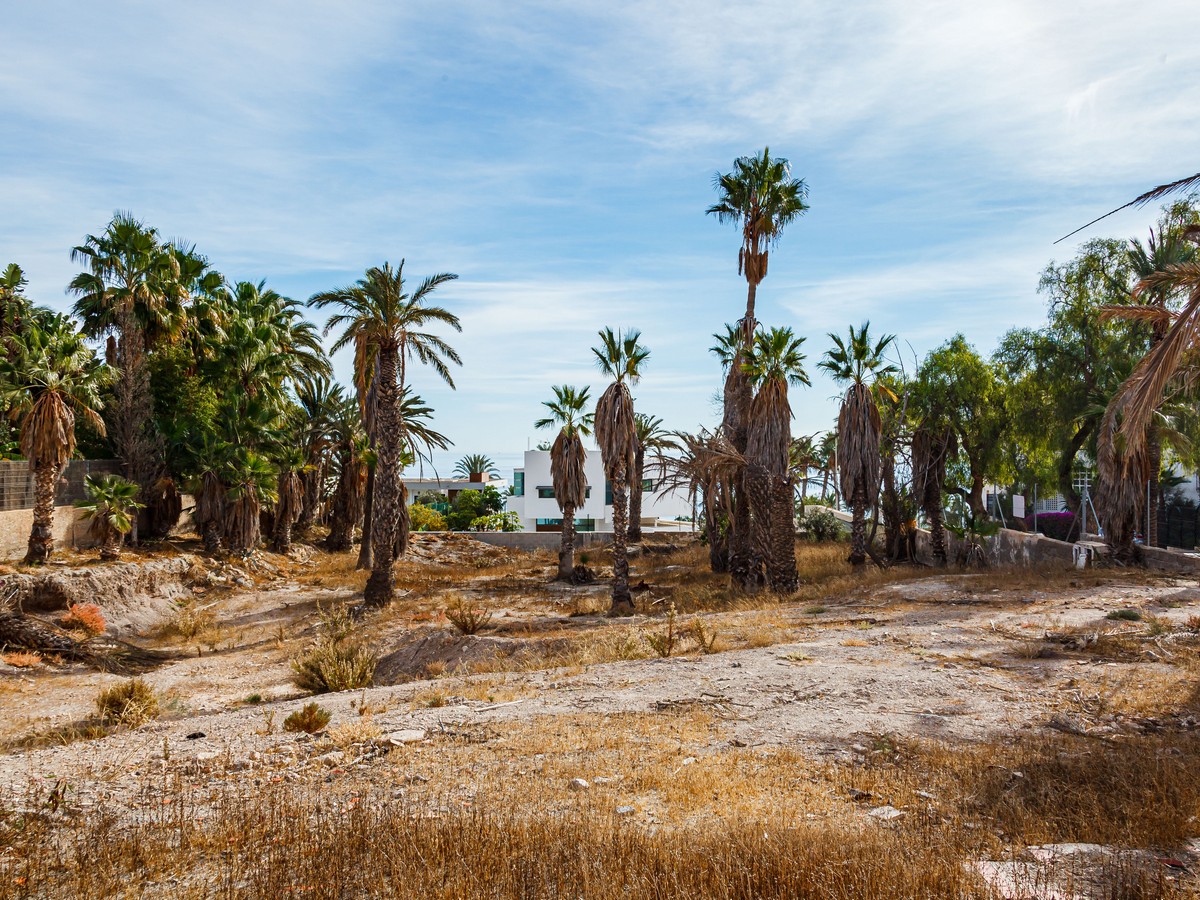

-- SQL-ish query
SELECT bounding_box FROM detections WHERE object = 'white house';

[505,449,694,533]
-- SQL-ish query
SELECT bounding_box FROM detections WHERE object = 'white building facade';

[505,449,694,533]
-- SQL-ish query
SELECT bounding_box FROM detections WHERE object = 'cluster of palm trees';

[2,217,460,605]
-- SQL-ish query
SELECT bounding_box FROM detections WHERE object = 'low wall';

[0,506,100,561]
[467,532,614,552]
[914,525,1200,574]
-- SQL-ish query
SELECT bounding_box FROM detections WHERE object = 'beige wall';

[0,506,100,561]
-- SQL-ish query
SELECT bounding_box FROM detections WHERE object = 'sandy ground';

[2,542,1197,796]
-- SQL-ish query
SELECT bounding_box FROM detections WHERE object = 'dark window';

[605,480,613,506]
[642,479,654,492]
[537,487,555,499]
[513,472,524,497]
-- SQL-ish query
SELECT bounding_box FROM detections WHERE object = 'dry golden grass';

[1,710,1196,899]
[1,651,41,668]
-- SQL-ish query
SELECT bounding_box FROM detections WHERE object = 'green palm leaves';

[75,474,143,560]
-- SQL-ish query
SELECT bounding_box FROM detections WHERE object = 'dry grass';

[1,651,41,668]
[0,711,1196,899]
[58,603,106,637]
[94,678,159,727]
[158,603,218,641]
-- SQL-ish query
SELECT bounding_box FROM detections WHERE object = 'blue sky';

[3,0,1199,478]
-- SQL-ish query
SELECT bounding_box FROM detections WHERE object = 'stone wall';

[0,505,100,560]
[467,531,614,551]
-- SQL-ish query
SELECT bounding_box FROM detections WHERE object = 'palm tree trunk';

[272,515,293,555]
[296,468,320,536]
[201,519,222,555]
[24,462,61,564]
[364,348,400,607]
[628,445,644,543]
[100,529,120,561]
[746,464,771,592]
[929,495,947,566]
[609,465,634,616]
[705,483,729,573]
[558,500,576,580]
[767,475,797,593]
[356,455,376,570]
[849,485,867,567]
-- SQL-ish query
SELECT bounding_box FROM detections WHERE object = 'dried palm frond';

[550,429,588,509]
[595,381,636,478]
[1055,172,1200,244]
[746,378,791,476]
[836,383,881,506]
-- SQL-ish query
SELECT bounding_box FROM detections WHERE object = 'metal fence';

[1158,505,1200,551]
[0,459,121,511]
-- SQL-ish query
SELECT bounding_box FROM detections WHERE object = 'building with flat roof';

[505,449,694,533]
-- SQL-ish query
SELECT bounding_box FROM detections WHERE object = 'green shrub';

[283,702,331,734]
[469,511,521,532]
[410,503,448,532]
[1106,608,1142,622]
[95,678,160,726]
[801,508,843,543]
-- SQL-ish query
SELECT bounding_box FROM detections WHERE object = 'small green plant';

[647,603,679,658]
[445,594,493,635]
[95,678,160,727]
[283,702,331,734]
[1106,608,1141,622]
[803,605,827,615]
[243,693,264,705]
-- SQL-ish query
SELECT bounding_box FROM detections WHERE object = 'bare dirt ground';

[2,535,1199,897]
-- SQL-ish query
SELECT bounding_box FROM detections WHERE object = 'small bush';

[162,605,217,640]
[691,619,719,654]
[283,702,331,734]
[291,642,378,693]
[646,603,679,658]
[95,678,160,727]
[59,603,106,636]
[445,594,493,635]
[1106,608,1142,622]
[243,693,264,704]
[800,509,843,543]
[327,718,382,747]
[409,503,448,532]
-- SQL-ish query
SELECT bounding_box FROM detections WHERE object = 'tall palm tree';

[223,449,277,556]
[535,385,593,580]
[0,313,110,563]
[818,323,897,568]
[325,394,369,552]
[311,261,459,606]
[707,149,808,588]
[657,428,740,573]
[817,430,839,505]
[68,214,184,521]
[453,453,498,481]
[789,433,819,512]
[628,413,675,544]
[592,328,649,616]
[294,377,343,536]
[743,327,810,593]
[270,445,307,555]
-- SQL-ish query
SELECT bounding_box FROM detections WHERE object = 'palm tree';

[628,414,675,544]
[75,474,143,561]
[1099,223,1195,546]
[535,385,593,580]
[789,433,819,512]
[707,152,809,590]
[743,327,810,593]
[181,433,230,555]
[294,377,343,537]
[818,323,897,568]
[0,313,110,563]
[223,449,277,556]
[817,431,839,505]
[311,261,460,606]
[657,428,740,573]
[325,394,369,552]
[593,328,649,615]
[453,453,498,482]
[68,214,184,521]
[270,445,307,555]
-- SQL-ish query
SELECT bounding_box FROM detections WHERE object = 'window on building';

[605,480,613,506]
[513,472,524,497]
[642,478,654,492]
[537,487,555,499]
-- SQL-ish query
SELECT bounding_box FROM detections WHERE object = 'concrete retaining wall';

[0,505,101,560]
[466,532,614,551]
[914,524,1200,574]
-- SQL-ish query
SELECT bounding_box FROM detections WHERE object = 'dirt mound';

[373,626,570,683]
[405,533,512,567]
[2,556,197,635]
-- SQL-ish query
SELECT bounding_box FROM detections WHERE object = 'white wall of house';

[505,450,694,532]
